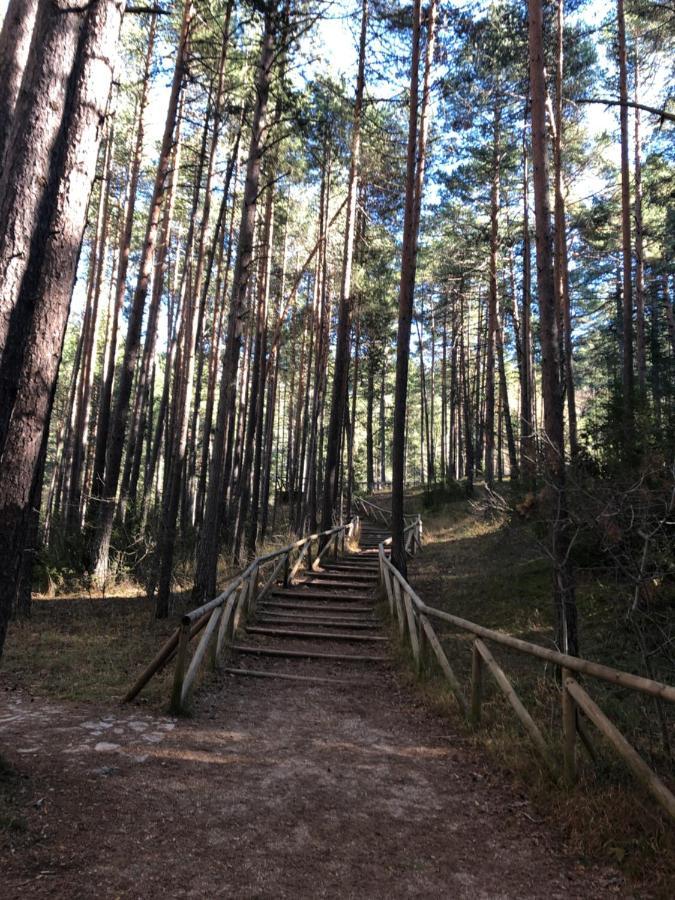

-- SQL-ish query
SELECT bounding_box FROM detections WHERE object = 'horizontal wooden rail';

[125,518,358,712]
[377,520,675,822]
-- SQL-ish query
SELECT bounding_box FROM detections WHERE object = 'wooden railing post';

[418,611,430,674]
[470,641,483,726]
[249,564,260,618]
[392,580,406,638]
[403,591,421,670]
[170,621,191,714]
[562,669,576,785]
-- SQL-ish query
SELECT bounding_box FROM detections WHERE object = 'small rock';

[92,766,120,777]
[94,742,120,752]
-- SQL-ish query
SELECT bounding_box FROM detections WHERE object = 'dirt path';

[0,663,627,899]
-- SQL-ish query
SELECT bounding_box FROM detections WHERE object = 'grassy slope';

[398,489,674,889]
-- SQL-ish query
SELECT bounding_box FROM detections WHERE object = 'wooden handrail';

[377,520,675,822]
[124,519,357,710]
[381,551,675,704]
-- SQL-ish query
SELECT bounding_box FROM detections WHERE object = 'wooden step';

[230,644,389,662]
[300,578,377,591]
[312,569,377,582]
[273,589,375,602]
[244,626,387,643]
[224,667,360,686]
[257,615,379,629]
[261,600,376,614]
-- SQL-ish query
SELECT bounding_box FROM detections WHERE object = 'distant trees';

[0,0,671,663]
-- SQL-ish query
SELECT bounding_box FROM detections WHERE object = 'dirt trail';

[1,667,627,898]
[0,533,626,898]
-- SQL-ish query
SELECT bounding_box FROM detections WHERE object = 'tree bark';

[528,0,578,655]
[617,0,634,450]
[553,0,578,457]
[92,0,193,583]
[485,106,500,487]
[321,0,368,534]
[0,0,124,659]
[392,0,436,574]
[193,10,276,602]
[520,114,536,486]
[633,51,646,398]
[0,0,39,177]
[91,13,157,501]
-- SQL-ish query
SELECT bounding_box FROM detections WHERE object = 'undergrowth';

[394,487,675,892]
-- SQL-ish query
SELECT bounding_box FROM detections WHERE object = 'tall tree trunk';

[496,303,518,479]
[0,0,39,176]
[520,115,536,486]
[617,0,634,450]
[321,0,368,533]
[633,52,646,398]
[553,0,579,457]
[67,130,113,530]
[193,11,276,602]
[459,286,474,493]
[91,15,158,501]
[379,355,386,484]
[0,0,124,659]
[528,0,578,655]
[366,348,375,492]
[242,182,274,557]
[347,311,360,513]
[92,0,193,583]
[392,0,436,573]
[485,106,500,487]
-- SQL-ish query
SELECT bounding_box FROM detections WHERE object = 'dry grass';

[2,590,186,709]
[1,527,304,711]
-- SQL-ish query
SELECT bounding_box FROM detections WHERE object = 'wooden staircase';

[225,521,392,685]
